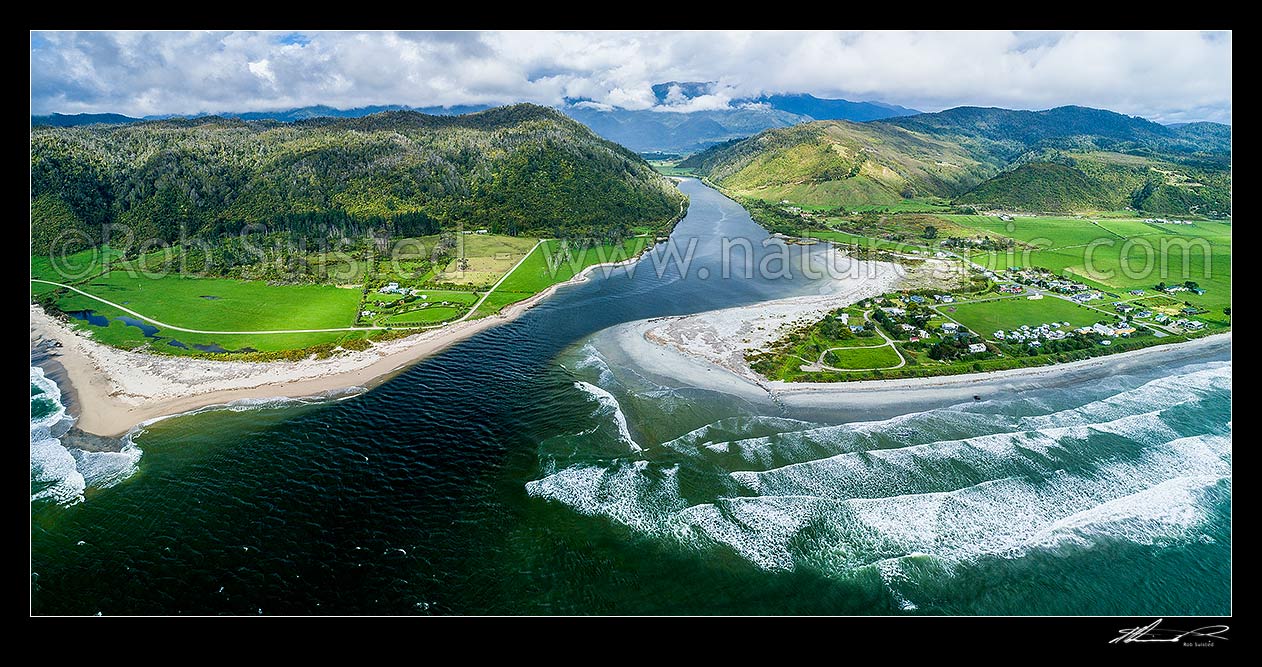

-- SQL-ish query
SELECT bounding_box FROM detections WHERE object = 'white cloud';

[30,30,1232,123]
[247,59,276,85]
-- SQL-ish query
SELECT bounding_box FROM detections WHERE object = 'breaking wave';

[31,366,142,506]
[526,361,1231,605]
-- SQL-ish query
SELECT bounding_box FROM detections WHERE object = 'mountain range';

[680,105,1231,217]
[32,85,921,154]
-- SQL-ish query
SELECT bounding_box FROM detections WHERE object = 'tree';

[923,225,938,239]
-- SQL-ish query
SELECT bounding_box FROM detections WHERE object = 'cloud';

[29,30,1232,123]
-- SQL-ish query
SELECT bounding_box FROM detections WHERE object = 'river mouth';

[31,179,1231,616]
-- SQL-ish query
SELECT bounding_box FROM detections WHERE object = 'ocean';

[30,179,1231,615]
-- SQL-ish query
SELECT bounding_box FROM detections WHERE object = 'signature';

[1111,619,1230,644]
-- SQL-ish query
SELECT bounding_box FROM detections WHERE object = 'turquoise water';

[30,180,1231,614]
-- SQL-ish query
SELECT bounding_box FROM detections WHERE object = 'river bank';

[30,254,641,437]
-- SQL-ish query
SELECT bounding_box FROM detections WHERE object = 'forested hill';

[679,105,1230,216]
[31,104,686,254]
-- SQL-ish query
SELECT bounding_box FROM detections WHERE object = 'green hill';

[956,162,1116,211]
[31,104,685,254]
[681,105,1230,216]
[679,120,992,207]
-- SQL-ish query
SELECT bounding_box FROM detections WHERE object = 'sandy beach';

[30,256,637,437]
[597,263,1231,420]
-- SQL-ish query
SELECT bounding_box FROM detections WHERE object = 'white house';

[968,343,987,353]
[942,322,959,332]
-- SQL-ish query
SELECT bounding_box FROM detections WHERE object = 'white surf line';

[31,279,393,334]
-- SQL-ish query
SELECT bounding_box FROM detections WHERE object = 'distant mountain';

[562,90,920,153]
[651,81,717,104]
[221,104,492,122]
[561,106,809,154]
[681,105,1231,216]
[32,112,141,127]
[882,105,1227,159]
[741,93,919,122]
[30,104,685,254]
[31,89,922,154]
[32,104,492,128]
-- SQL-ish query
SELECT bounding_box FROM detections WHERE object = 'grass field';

[382,306,463,325]
[496,238,648,294]
[40,271,366,353]
[798,228,938,254]
[944,296,1109,336]
[648,160,697,177]
[433,234,538,287]
[31,246,122,287]
[823,344,902,369]
[34,230,659,357]
[942,214,1231,324]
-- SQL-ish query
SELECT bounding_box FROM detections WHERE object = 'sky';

[30,30,1232,124]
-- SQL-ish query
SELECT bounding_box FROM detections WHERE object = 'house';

[1114,327,1137,336]
[934,294,955,303]
[993,330,1006,339]
[1027,293,1043,300]
[1154,314,1170,323]
[908,295,926,304]
[1129,289,1145,296]
[968,343,987,353]
[1093,323,1116,336]
[1115,303,1135,313]
[998,284,1023,294]
[475,229,489,234]
[1100,340,1112,346]
[839,313,850,325]
[941,322,959,332]
[849,325,866,333]
[899,323,916,331]
[883,307,906,316]
[1027,341,1042,348]
[917,329,929,338]
[378,282,402,294]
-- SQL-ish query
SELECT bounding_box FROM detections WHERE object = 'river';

[31,179,1231,615]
